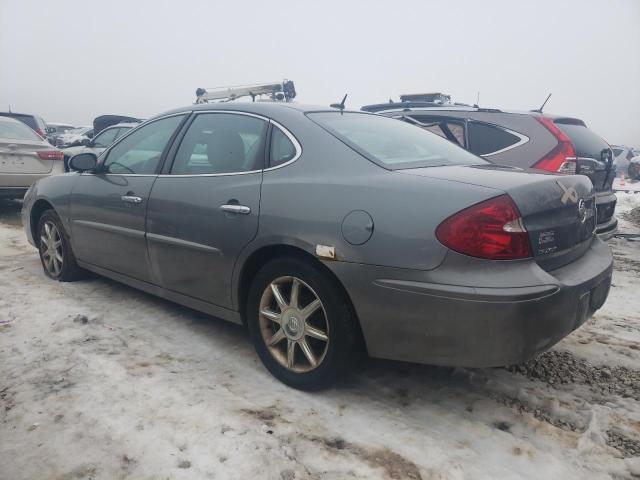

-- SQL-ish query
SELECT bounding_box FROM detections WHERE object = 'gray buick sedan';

[22,103,613,389]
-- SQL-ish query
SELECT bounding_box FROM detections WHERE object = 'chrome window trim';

[156,112,303,178]
[264,120,302,171]
[95,111,190,175]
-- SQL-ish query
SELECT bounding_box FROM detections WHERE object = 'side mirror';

[80,138,91,146]
[69,153,98,172]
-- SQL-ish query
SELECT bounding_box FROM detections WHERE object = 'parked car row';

[0,116,65,199]
[612,144,640,180]
[20,101,614,389]
[362,97,619,238]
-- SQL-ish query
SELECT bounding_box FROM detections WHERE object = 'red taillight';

[35,128,45,138]
[533,116,577,174]
[37,150,64,161]
[436,195,532,260]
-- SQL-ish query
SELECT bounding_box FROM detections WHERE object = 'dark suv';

[362,99,618,238]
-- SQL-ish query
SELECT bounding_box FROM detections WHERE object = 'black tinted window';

[270,127,297,167]
[555,122,610,158]
[308,112,485,170]
[172,113,267,175]
[103,115,184,174]
[467,122,521,155]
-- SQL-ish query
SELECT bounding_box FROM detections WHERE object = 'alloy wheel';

[258,276,330,373]
[40,221,63,276]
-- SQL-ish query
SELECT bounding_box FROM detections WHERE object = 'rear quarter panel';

[247,112,503,271]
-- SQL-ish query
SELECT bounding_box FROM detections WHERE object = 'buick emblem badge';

[577,199,587,223]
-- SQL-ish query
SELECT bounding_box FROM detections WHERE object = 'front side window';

[270,127,297,167]
[171,113,267,175]
[0,119,42,141]
[92,128,119,148]
[308,112,486,170]
[103,115,184,174]
[468,122,521,156]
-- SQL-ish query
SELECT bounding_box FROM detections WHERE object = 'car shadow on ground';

[0,199,23,228]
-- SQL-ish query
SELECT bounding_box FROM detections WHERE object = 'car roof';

[0,111,40,119]
[156,102,356,118]
[362,103,585,123]
[104,122,139,129]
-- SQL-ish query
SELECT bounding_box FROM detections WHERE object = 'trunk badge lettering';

[539,230,555,245]
[557,180,579,204]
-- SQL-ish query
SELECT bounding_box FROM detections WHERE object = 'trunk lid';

[0,139,55,174]
[399,164,596,269]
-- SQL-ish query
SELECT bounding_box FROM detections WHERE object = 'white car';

[0,116,65,199]
[55,126,94,148]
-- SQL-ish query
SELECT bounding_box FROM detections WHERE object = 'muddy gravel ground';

[1,194,640,480]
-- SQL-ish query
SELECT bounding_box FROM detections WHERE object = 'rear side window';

[467,122,521,156]
[1,114,38,132]
[612,148,623,157]
[308,112,487,170]
[171,113,267,175]
[270,127,297,167]
[554,121,609,159]
[0,120,41,141]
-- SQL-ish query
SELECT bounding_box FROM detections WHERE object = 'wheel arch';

[236,244,364,346]
[30,199,56,246]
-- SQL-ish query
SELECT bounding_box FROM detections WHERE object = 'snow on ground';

[1,195,640,480]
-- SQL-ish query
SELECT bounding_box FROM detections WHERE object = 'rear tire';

[246,257,360,390]
[37,209,84,282]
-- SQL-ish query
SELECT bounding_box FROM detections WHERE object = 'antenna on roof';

[473,91,480,109]
[532,93,552,113]
[330,94,348,113]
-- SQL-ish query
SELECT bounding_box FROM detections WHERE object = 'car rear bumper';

[0,187,29,198]
[595,189,618,239]
[327,238,613,367]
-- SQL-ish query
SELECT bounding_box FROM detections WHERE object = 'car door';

[69,114,186,281]
[146,112,268,308]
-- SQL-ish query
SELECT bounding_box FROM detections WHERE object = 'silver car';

[21,103,613,389]
[0,116,65,199]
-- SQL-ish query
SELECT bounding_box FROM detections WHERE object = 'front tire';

[37,209,84,281]
[247,257,360,390]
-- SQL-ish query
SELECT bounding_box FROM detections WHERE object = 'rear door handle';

[121,195,143,204]
[220,204,251,214]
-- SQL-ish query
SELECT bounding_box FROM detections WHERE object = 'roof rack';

[195,80,296,104]
[399,92,451,104]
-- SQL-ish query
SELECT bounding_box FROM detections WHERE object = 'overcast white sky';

[1,0,639,144]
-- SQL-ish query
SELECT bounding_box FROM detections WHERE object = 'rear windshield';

[554,121,610,159]
[0,113,37,131]
[0,119,41,141]
[307,112,488,169]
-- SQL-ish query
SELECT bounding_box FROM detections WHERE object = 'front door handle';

[121,195,143,204]
[220,204,251,214]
